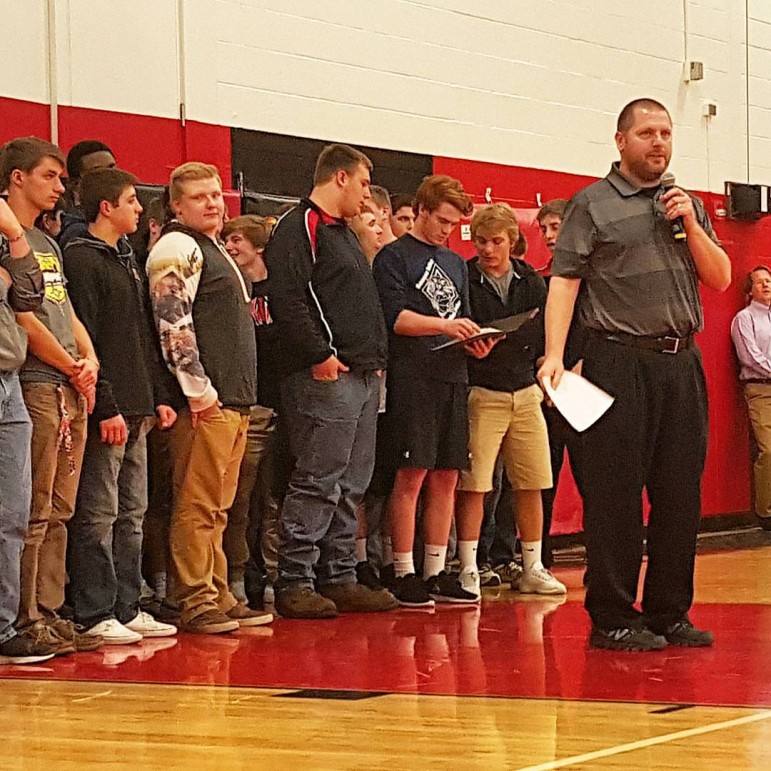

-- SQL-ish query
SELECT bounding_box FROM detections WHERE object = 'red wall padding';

[0,98,231,186]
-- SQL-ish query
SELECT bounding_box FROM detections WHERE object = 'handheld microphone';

[660,172,687,241]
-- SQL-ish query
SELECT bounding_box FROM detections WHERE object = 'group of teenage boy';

[0,95,730,666]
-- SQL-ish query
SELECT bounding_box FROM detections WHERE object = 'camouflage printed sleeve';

[146,231,219,412]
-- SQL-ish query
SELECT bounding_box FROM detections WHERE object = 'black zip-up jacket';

[57,208,88,251]
[467,256,546,393]
[64,232,174,421]
[264,198,388,377]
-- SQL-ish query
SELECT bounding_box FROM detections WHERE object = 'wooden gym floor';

[3,544,771,769]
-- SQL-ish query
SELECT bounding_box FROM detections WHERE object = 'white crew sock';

[457,540,479,570]
[423,544,448,580]
[394,551,415,578]
[355,537,368,563]
[521,540,544,574]
[382,536,394,566]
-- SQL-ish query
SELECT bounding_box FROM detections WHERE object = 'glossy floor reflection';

[3,547,771,709]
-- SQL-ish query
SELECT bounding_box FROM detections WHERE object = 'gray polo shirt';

[552,163,718,338]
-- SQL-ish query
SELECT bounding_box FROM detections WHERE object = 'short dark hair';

[146,195,171,226]
[66,140,114,179]
[79,168,137,223]
[617,99,671,133]
[0,136,65,190]
[390,194,415,213]
[369,185,391,211]
[414,174,474,217]
[537,198,567,223]
[313,143,372,186]
[744,265,771,295]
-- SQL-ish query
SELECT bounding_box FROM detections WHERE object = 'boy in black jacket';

[455,204,566,598]
[265,144,395,619]
[64,168,178,644]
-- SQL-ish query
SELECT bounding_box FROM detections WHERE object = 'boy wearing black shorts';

[373,175,496,606]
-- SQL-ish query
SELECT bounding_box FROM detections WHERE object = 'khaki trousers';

[168,406,248,622]
[18,382,86,627]
[745,383,771,519]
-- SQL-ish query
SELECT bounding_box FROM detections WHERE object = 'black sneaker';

[0,633,57,665]
[659,619,714,647]
[425,571,479,604]
[380,563,396,590]
[589,625,668,651]
[391,573,434,608]
[355,561,384,591]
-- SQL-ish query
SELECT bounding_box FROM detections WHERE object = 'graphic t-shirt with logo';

[373,233,470,383]
[20,227,79,385]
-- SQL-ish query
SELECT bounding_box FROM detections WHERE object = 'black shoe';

[757,516,771,532]
[425,571,479,604]
[355,561,384,591]
[155,601,182,625]
[391,573,434,608]
[657,618,714,647]
[0,633,57,665]
[589,625,668,651]
[380,563,396,590]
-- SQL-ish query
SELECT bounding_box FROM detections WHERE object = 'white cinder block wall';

[2,0,771,192]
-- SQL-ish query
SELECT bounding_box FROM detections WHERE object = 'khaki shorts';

[458,384,552,493]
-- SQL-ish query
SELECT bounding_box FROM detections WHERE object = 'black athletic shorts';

[382,375,470,471]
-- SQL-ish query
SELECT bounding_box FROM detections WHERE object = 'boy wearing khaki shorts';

[456,204,566,598]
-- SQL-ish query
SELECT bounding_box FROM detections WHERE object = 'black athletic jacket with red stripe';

[264,198,388,377]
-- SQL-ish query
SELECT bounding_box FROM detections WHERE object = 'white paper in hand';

[542,370,614,433]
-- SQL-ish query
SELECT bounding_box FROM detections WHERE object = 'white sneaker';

[518,566,567,596]
[85,618,142,645]
[125,611,178,638]
[458,566,481,601]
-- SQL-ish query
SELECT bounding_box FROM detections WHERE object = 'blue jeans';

[278,369,380,589]
[0,372,32,643]
[68,416,154,626]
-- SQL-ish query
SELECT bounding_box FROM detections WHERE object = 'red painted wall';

[436,155,759,533]
[0,98,231,186]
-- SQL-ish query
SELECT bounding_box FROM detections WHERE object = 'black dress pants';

[541,405,584,567]
[579,337,708,631]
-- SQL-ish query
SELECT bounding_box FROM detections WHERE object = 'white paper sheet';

[542,370,614,433]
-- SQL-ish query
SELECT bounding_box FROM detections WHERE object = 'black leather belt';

[744,379,771,385]
[592,329,694,354]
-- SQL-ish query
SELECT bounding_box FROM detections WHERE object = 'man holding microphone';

[538,99,730,651]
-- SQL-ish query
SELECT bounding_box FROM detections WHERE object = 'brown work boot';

[318,582,398,613]
[274,585,337,619]
[47,617,103,652]
[18,621,75,656]
[181,609,239,635]
[225,602,274,627]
